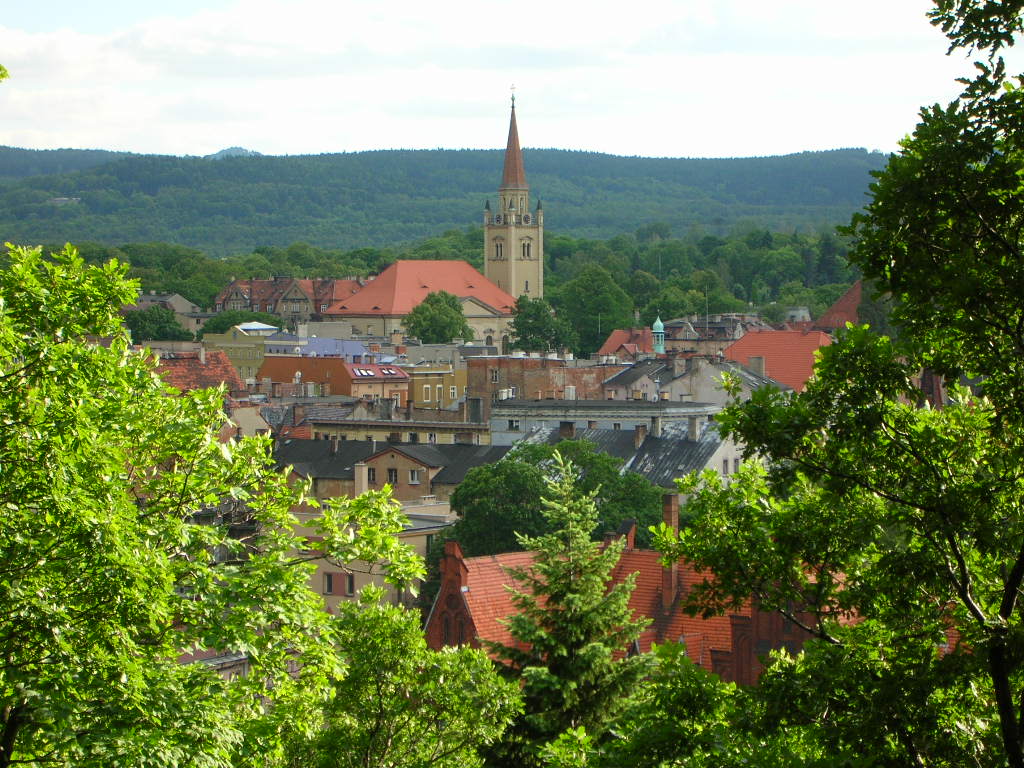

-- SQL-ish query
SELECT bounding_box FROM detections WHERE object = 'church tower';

[484,96,544,299]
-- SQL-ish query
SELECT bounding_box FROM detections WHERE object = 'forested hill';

[0,146,886,256]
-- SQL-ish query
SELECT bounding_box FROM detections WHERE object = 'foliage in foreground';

[484,455,651,768]
[285,597,520,768]
[0,244,422,768]
[649,2,1024,764]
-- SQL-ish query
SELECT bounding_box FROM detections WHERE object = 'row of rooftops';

[214,260,519,319]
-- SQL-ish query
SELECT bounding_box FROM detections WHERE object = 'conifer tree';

[485,454,651,767]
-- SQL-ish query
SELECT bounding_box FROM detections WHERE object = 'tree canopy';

[285,598,520,768]
[0,244,422,768]
[510,296,577,353]
[123,304,194,341]
[402,290,473,343]
[199,308,282,336]
[484,456,651,768]
[650,3,1024,765]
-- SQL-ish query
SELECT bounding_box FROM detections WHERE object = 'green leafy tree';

[285,598,520,768]
[200,308,282,336]
[124,304,194,341]
[650,6,1024,766]
[443,440,665,562]
[0,244,422,768]
[484,455,651,768]
[552,264,633,356]
[402,289,473,343]
[510,296,577,352]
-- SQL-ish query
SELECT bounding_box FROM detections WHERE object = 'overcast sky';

[1,1,1012,159]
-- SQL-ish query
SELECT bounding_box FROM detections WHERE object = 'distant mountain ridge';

[0,146,887,256]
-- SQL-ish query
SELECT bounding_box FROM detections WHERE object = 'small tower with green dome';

[652,316,665,354]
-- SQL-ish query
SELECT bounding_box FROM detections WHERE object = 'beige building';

[406,365,467,411]
[203,322,280,381]
[484,97,544,301]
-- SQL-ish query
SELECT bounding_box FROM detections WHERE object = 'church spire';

[501,95,527,190]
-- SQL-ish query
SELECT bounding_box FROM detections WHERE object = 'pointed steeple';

[501,96,527,190]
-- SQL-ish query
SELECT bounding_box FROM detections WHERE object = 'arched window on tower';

[494,240,503,260]
[521,240,531,260]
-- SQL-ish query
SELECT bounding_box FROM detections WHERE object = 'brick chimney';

[558,421,576,440]
[633,423,647,450]
[748,355,766,377]
[662,493,680,612]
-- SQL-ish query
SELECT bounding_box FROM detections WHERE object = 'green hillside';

[0,147,886,257]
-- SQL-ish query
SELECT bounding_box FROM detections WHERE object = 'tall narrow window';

[494,241,503,260]
[522,241,531,259]
[524,280,529,293]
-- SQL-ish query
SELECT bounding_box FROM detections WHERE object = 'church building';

[317,99,542,345]
[212,102,542,344]
[483,95,544,300]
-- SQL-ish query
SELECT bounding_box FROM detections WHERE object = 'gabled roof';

[448,543,753,670]
[215,277,353,309]
[324,260,517,317]
[603,359,669,389]
[815,280,862,332]
[597,328,655,357]
[723,329,832,392]
[156,349,245,393]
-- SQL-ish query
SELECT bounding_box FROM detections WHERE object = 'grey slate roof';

[273,439,511,485]
[603,359,670,389]
[521,420,724,489]
[274,439,376,479]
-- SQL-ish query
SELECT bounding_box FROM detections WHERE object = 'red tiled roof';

[214,277,356,310]
[462,551,536,648]
[256,356,408,394]
[597,328,654,357]
[815,280,862,332]
[324,260,517,317]
[723,329,832,392]
[455,547,748,672]
[256,356,354,386]
[342,361,410,382]
[156,349,245,393]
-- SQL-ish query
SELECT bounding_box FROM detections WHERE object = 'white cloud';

[1,0,1019,157]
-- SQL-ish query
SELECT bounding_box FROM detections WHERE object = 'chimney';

[662,494,680,611]
[354,462,369,495]
[199,346,206,365]
[633,423,647,450]
[650,415,662,438]
[293,404,306,424]
[748,355,766,377]
[558,421,576,440]
[687,415,700,442]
